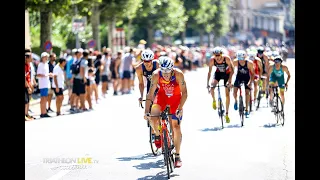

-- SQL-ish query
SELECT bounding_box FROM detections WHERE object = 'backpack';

[71,59,82,75]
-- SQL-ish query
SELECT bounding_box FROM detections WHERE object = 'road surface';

[26,59,295,180]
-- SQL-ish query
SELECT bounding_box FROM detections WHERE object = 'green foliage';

[211,0,230,37]
[135,0,188,36]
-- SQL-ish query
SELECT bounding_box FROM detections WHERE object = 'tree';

[211,0,230,46]
[134,0,188,45]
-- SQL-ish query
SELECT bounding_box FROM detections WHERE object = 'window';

[248,18,250,30]
[274,19,277,32]
[254,16,258,28]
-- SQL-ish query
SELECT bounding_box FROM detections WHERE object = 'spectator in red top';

[25,49,34,121]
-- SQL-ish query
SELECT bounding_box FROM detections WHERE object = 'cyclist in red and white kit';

[248,51,263,102]
[144,56,188,168]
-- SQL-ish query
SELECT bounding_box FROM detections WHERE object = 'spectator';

[121,47,135,94]
[47,53,56,112]
[84,51,93,110]
[101,52,111,97]
[65,49,77,104]
[37,52,52,118]
[25,49,34,121]
[52,58,67,116]
[110,51,122,95]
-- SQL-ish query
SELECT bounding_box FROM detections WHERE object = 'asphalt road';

[25,59,295,180]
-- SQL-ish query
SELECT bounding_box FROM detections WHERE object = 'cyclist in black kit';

[233,50,255,118]
[135,49,160,103]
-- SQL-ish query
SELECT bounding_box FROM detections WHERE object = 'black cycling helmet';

[257,46,264,54]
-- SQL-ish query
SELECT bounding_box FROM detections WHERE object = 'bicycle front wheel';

[239,95,244,126]
[163,129,171,179]
[219,99,224,129]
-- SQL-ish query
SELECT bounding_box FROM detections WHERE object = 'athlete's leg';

[233,78,240,110]
[278,76,286,105]
[262,73,267,92]
[210,72,220,110]
[253,77,259,101]
[150,104,161,136]
[170,100,183,168]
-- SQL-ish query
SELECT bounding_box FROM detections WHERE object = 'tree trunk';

[91,4,101,51]
[127,18,132,46]
[40,10,53,52]
[147,22,154,47]
[180,23,187,45]
[199,29,204,46]
[207,33,211,47]
[107,17,116,53]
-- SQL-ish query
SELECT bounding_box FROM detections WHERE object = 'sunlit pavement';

[26,58,295,180]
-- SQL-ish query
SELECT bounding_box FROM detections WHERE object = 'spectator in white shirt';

[37,52,53,118]
[52,58,67,116]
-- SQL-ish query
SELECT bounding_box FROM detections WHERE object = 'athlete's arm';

[224,55,234,84]
[176,69,188,110]
[145,71,159,114]
[135,65,144,99]
[263,54,269,72]
[231,60,238,84]
[207,57,214,86]
[155,60,160,68]
[247,60,255,85]
[283,65,291,86]
[266,66,273,85]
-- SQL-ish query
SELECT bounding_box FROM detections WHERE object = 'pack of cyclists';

[136,45,291,169]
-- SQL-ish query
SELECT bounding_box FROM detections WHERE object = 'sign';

[87,40,96,48]
[44,40,52,52]
[72,17,87,33]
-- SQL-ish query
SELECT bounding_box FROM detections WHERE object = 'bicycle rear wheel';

[239,95,244,126]
[219,99,224,129]
[163,129,171,179]
[256,90,262,110]
[275,96,285,126]
[149,126,159,156]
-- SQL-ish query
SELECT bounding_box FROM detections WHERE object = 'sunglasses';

[274,60,282,63]
[143,60,152,63]
[160,68,172,73]
[214,54,221,57]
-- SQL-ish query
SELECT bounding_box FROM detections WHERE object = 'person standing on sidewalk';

[25,49,34,121]
[36,52,53,118]
[47,53,56,112]
[52,58,67,116]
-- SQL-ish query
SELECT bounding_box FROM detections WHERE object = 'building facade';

[228,0,294,44]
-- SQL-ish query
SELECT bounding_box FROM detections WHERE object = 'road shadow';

[226,124,242,128]
[133,159,164,170]
[137,170,180,180]
[116,153,157,162]
[32,112,74,120]
[199,127,222,132]
[262,123,277,128]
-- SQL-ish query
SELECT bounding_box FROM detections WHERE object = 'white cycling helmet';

[213,46,223,55]
[272,51,279,57]
[141,49,154,61]
[248,51,256,60]
[273,55,283,63]
[266,51,273,58]
[236,50,246,60]
[159,56,174,72]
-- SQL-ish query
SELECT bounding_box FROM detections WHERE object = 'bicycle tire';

[163,129,171,179]
[219,99,224,129]
[239,95,244,126]
[149,126,159,156]
[256,90,261,110]
[275,95,285,126]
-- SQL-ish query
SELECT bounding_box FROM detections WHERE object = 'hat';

[139,39,147,44]
[77,48,84,53]
[72,48,77,54]
[41,52,49,58]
